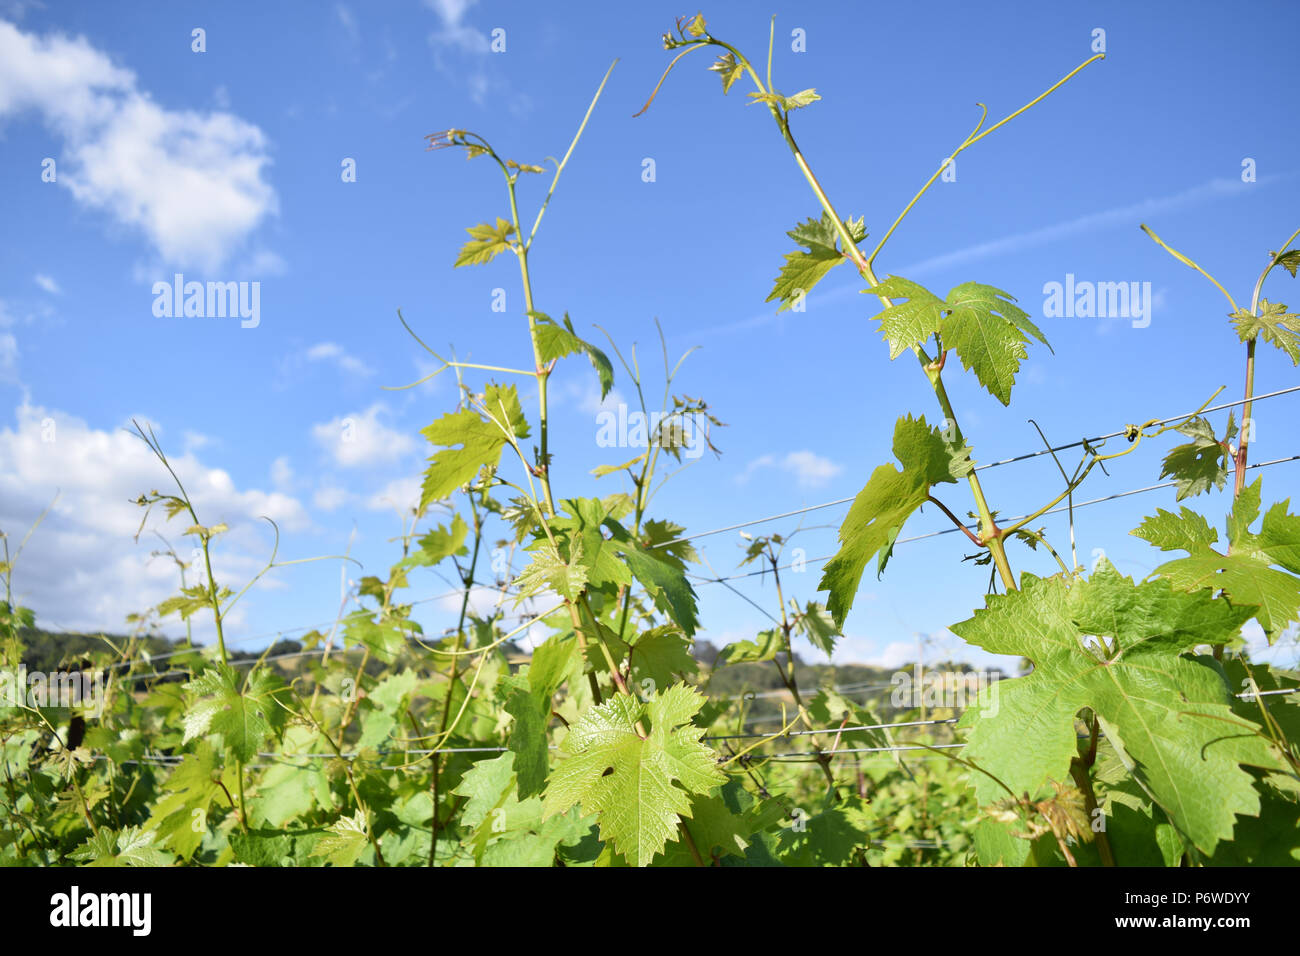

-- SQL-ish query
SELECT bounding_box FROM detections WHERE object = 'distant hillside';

[15,629,996,719]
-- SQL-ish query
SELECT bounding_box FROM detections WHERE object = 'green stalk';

[769,552,837,794]
[430,487,485,866]
[706,42,1033,589]
[681,38,1103,591]
[1235,228,1299,495]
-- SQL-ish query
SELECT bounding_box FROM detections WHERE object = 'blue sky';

[1,0,1298,671]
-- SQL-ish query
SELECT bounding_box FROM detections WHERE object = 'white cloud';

[33,273,60,294]
[738,449,843,488]
[181,430,211,453]
[366,475,421,514]
[0,20,277,271]
[311,403,414,467]
[423,0,512,107]
[435,584,561,651]
[271,455,293,491]
[313,484,348,512]
[305,341,373,377]
[425,0,488,53]
[553,377,624,417]
[0,332,16,383]
[336,3,359,43]
[0,297,47,331]
[871,640,920,670]
[0,401,310,634]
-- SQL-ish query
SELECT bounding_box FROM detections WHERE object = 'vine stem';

[795,138,1016,588]
[1071,712,1115,866]
[459,67,708,865]
[769,551,838,795]
[704,44,1031,590]
[722,41,1099,592]
[926,495,981,547]
[430,486,485,866]
[1235,227,1300,495]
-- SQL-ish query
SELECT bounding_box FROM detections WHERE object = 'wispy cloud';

[335,3,359,44]
[738,449,843,489]
[0,332,16,383]
[689,174,1279,339]
[422,0,517,108]
[425,0,488,54]
[33,273,60,295]
[893,176,1270,277]
[305,341,374,377]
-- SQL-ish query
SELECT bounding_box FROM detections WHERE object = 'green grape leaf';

[505,632,578,798]
[709,52,744,94]
[1231,299,1300,365]
[1131,506,1219,553]
[1135,479,1300,639]
[514,539,589,604]
[591,452,646,478]
[867,278,1048,404]
[228,829,326,868]
[1158,416,1229,500]
[454,752,520,831]
[157,584,232,622]
[605,521,700,636]
[766,212,867,313]
[69,826,172,867]
[342,610,407,664]
[453,752,595,865]
[639,518,698,569]
[652,789,752,865]
[480,804,594,867]
[253,729,332,826]
[544,498,633,592]
[775,802,872,866]
[309,811,369,867]
[952,562,1282,854]
[398,514,469,569]
[818,414,968,627]
[628,626,698,689]
[146,741,231,858]
[782,88,821,109]
[542,683,724,866]
[748,89,821,111]
[941,282,1049,405]
[419,383,529,512]
[717,628,782,665]
[532,311,615,399]
[454,217,516,267]
[794,601,841,659]
[1274,249,1300,278]
[181,664,287,762]
[868,276,945,359]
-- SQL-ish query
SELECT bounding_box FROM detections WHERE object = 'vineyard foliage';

[2,13,1298,867]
